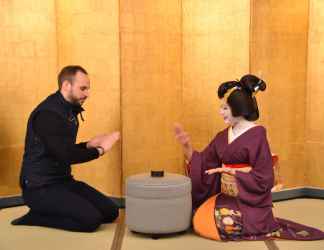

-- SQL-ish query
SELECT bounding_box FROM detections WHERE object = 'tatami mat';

[122,228,265,250]
[273,199,324,250]
[0,206,116,250]
[1,199,324,250]
[122,199,324,250]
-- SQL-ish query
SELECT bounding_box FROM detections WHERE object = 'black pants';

[20,180,119,232]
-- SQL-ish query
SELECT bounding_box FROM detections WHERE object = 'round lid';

[126,172,191,198]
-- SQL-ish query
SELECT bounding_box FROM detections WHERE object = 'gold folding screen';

[182,0,250,151]
[1,0,323,198]
[0,1,58,196]
[0,0,122,196]
[55,0,122,196]
[119,0,184,181]
[305,0,324,187]
[250,0,309,187]
[119,0,250,190]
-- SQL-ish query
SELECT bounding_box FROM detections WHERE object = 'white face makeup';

[219,101,241,126]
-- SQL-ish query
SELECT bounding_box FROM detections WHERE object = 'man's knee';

[79,213,103,232]
[111,206,119,221]
[104,205,119,223]
[81,221,101,232]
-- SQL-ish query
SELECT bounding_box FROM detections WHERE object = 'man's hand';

[99,131,120,153]
[174,123,193,161]
[87,134,108,148]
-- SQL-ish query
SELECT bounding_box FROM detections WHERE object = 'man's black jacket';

[20,91,99,189]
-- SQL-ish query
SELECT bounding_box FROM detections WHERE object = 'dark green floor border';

[0,196,24,209]
[0,195,125,209]
[272,187,324,202]
[1,187,324,209]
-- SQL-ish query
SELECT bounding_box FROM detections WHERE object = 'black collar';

[56,91,85,115]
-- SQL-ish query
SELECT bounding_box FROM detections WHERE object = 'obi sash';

[221,163,251,197]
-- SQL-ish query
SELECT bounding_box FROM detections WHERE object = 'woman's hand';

[205,167,236,176]
[174,123,193,161]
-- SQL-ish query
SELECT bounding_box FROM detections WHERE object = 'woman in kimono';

[174,74,324,241]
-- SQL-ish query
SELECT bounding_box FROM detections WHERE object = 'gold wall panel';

[55,0,121,195]
[182,0,250,151]
[305,0,324,187]
[2,0,324,197]
[120,0,183,183]
[250,0,309,187]
[0,0,57,196]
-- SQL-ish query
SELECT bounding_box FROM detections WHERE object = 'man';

[12,65,120,232]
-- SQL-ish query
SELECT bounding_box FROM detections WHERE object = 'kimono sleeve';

[235,127,274,207]
[190,135,222,209]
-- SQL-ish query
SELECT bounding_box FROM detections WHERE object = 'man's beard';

[68,92,85,106]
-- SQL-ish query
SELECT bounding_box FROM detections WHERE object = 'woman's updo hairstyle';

[217,74,266,121]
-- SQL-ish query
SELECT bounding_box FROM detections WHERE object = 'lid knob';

[151,170,164,177]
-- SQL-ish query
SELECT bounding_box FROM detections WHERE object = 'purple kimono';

[190,126,324,240]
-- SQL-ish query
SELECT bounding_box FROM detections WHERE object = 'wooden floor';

[1,199,324,250]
